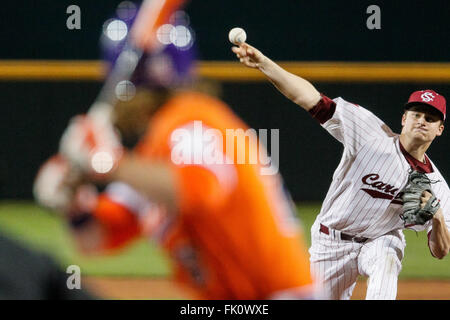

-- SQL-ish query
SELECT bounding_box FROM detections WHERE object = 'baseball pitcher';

[232,42,450,300]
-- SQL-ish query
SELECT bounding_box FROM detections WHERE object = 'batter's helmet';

[100,1,197,90]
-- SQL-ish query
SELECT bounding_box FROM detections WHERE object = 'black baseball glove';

[401,170,440,225]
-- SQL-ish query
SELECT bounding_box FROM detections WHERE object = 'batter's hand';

[59,114,123,178]
[33,154,97,214]
[232,43,266,69]
[34,154,75,213]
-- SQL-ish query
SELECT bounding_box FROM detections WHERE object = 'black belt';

[320,224,368,243]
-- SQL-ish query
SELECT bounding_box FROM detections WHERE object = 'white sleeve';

[322,97,396,156]
[104,181,154,217]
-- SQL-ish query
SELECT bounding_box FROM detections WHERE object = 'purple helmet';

[100,1,197,89]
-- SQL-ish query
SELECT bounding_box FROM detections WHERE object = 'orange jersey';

[94,91,314,299]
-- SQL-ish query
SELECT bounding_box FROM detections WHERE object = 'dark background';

[1,0,449,201]
[1,0,449,61]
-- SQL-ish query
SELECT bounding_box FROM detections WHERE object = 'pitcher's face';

[401,107,444,144]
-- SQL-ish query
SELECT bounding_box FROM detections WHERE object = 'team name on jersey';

[360,173,403,205]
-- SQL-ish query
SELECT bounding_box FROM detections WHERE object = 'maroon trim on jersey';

[361,188,403,205]
[309,94,336,124]
[399,142,434,173]
[427,230,437,258]
[361,188,394,200]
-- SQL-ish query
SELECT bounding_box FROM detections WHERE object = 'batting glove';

[59,114,124,177]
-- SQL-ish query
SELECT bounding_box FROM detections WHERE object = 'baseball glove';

[401,170,440,225]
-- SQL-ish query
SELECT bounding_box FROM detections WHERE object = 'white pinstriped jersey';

[316,97,450,239]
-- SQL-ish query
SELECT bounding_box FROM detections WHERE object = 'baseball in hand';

[228,27,247,45]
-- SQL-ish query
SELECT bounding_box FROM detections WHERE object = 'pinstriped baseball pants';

[309,220,406,300]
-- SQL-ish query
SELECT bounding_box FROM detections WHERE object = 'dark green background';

[1,0,449,61]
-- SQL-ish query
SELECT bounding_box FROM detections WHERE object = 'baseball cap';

[404,89,447,121]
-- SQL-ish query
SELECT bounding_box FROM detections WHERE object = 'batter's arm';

[429,209,450,259]
[111,154,178,212]
[232,43,321,111]
[68,155,177,254]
